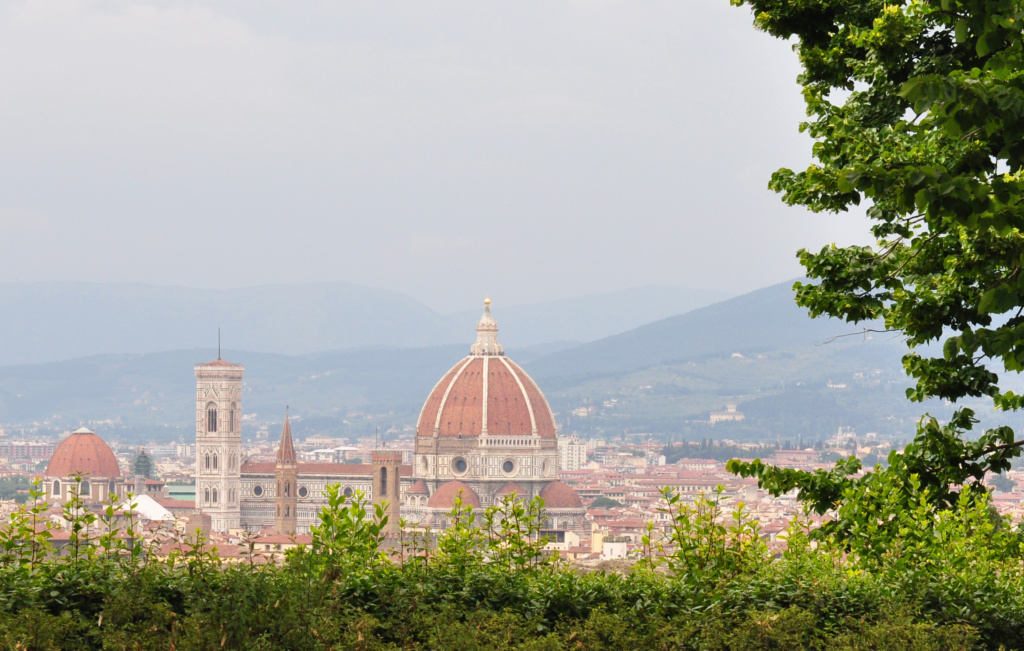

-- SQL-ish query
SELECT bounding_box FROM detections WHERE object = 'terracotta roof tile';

[427,480,481,509]
[46,429,121,478]
[540,481,584,509]
[415,356,557,439]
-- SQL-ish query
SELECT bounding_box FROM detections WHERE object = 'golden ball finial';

[484,295,491,306]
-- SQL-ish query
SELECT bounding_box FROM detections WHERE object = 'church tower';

[372,450,402,536]
[195,356,244,533]
[275,411,298,535]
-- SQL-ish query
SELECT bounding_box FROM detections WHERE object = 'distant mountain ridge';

[0,282,729,366]
[0,279,939,444]
[524,281,859,381]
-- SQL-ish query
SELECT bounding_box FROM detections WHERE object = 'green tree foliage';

[589,496,624,509]
[2,480,1021,648]
[0,476,32,503]
[727,0,1024,528]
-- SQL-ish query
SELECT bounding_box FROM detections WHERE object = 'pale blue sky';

[0,0,869,312]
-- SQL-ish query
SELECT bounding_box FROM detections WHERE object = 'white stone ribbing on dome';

[470,297,503,357]
[432,357,475,436]
[498,356,537,436]
[480,356,489,437]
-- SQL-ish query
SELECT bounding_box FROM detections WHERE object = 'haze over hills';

[525,281,868,381]
[0,279,993,445]
[449,286,728,349]
[0,282,730,366]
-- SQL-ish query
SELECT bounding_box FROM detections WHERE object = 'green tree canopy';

[590,496,625,509]
[726,0,1024,536]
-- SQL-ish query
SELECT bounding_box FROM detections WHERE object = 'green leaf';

[955,19,968,43]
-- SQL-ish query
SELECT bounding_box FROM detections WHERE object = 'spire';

[470,296,503,356]
[276,409,296,466]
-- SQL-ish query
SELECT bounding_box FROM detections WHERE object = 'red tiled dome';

[416,300,558,440]
[408,479,429,495]
[46,428,121,478]
[427,480,481,509]
[539,481,583,509]
[416,356,557,439]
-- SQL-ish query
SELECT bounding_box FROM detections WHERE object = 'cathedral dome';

[416,300,557,439]
[496,481,525,497]
[427,480,481,509]
[539,481,583,509]
[46,428,121,478]
[408,479,430,495]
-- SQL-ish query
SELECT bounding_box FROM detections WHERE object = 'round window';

[343,487,353,498]
[298,486,309,498]
[252,485,263,497]
[502,460,515,473]
[452,457,468,474]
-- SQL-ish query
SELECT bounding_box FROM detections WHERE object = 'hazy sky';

[0,0,870,313]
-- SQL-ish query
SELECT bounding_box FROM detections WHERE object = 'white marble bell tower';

[195,355,244,533]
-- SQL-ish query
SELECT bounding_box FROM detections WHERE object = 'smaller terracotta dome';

[408,479,429,495]
[539,481,583,509]
[427,480,481,509]
[495,481,525,497]
[46,428,121,478]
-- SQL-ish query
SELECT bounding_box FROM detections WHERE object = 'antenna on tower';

[218,327,221,360]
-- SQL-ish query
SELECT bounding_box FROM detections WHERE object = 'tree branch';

[817,328,901,345]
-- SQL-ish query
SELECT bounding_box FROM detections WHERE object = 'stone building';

[194,357,244,532]
[44,427,128,504]
[198,300,587,536]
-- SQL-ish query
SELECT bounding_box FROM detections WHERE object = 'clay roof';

[539,481,584,509]
[155,498,195,509]
[415,304,557,439]
[408,479,429,495]
[253,533,313,545]
[46,428,121,478]
[415,356,557,439]
[239,462,412,476]
[427,480,481,509]
[496,481,526,497]
[196,358,242,368]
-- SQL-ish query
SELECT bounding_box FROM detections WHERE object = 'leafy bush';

[1,479,1024,649]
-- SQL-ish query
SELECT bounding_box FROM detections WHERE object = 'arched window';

[207,404,218,433]
[380,467,388,495]
[285,481,290,497]
[213,454,218,470]
[230,403,236,432]
[212,488,218,503]
[109,480,116,498]
[52,480,60,497]
[277,481,281,496]
[285,506,290,517]
[80,480,90,498]
[276,505,280,517]
[204,488,210,503]
[205,454,210,470]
